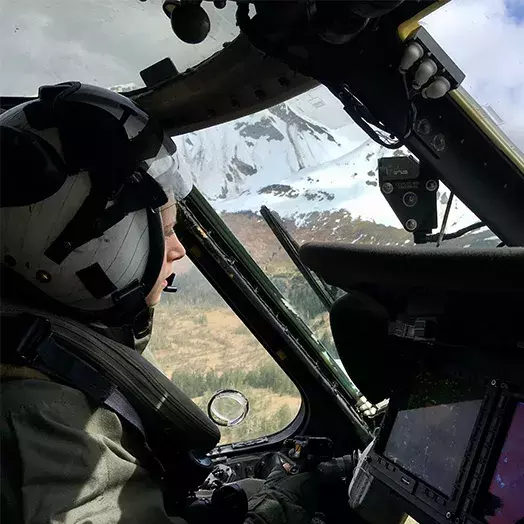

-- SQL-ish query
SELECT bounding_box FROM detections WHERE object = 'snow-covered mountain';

[174,94,496,245]
[176,102,360,201]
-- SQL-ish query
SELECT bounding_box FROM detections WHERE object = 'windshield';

[175,51,514,400]
[179,84,502,249]
[0,0,238,96]
[3,0,520,405]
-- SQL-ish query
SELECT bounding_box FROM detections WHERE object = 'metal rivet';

[382,182,394,195]
[254,88,266,99]
[405,219,418,231]
[4,255,16,267]
[426,180,438,192]
[36,270,52,283]
[491,379,497,386]
[446,512,452,519]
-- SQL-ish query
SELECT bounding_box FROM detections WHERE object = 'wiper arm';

[260,205,337,310]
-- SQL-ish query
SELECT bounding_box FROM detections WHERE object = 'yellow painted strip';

[450,89,524,173]
[397,1,524,174]
[397,0,451,41]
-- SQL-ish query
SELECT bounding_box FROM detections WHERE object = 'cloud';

[0,0,238,96]
[423,0,524,150]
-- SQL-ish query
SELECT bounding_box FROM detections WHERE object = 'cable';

[338,82,416,150]
[425,221,484,244]
[439,221,484,241]
[436,192,454,247]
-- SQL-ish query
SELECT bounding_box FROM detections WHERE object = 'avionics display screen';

[482,402,524,524]
[384,374,484,497]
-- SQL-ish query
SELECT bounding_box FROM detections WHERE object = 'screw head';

[431,134,446,152]
[491,379,497,386]
[446,512,452,519]
[426,179,438,192]
[406,219,418,231]
[416,119,431,135]
[403,192,418,207]
[382,182,394,195]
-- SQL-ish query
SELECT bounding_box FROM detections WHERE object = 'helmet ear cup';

[0,126,67,207]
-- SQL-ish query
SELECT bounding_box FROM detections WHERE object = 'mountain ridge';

[175,96,484,235]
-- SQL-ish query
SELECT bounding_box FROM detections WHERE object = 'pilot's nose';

[166,233,186,262]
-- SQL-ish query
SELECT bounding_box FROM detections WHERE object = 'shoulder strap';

[1,312,164,475]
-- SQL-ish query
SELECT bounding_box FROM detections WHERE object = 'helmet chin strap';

[110,279,154,344]
[163,273,178,293]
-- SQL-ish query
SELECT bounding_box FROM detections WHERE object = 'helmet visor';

[144,143,193,203]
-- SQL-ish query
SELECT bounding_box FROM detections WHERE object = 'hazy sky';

[0,0,522,149]
[0,0,238,95]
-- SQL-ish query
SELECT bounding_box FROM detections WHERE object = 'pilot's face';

[145,201,186,307]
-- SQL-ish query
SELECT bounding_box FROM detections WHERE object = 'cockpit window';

[177,84,502,252]
[174,77,506,399]
[0,0,238,96]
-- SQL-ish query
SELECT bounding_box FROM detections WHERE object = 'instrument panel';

[367,371,523,524]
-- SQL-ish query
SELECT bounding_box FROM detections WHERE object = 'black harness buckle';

[14,313,52,364]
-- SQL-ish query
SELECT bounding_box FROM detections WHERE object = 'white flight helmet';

[0,82,192,333]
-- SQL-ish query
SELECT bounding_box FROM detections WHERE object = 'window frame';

[175,188,372,453]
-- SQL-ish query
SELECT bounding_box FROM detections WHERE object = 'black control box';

[378,156,438,235]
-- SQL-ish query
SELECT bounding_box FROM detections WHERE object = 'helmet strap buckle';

[0,313,52,366]
[112,280,151,339]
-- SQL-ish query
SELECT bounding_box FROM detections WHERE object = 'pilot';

[0,83,319,524]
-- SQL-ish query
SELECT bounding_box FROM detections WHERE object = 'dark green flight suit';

[1,364,314,523]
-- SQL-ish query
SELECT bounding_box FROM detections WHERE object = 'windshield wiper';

[260,205,338,310]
